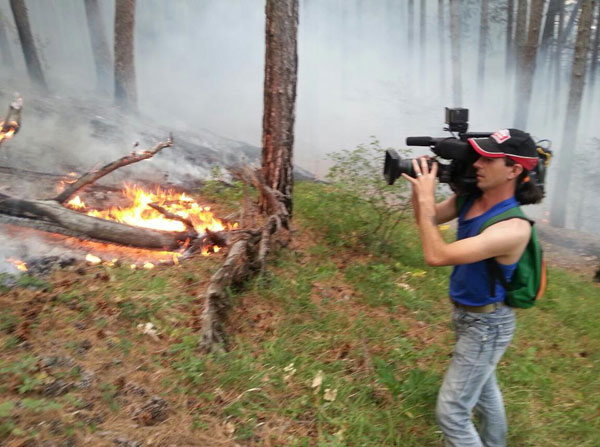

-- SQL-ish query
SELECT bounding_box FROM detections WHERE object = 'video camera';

[383,108,552,195]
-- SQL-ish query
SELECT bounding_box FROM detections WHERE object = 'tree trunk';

[114,0,137,112]
[0,11,14,65]
[540,0,559,57]
[449,0,462,105]
[588,0,600,91]
[477,0,489,97]
[560,0,583,46]
[9,0,47,91]
[549,0,594,228]
[514,0,528,70]
[506,0,515,77]
[261,0,298,216]
[438,0,446,99]
[551,0,566,115]
[514,0,545,128]
[84,0,112,92]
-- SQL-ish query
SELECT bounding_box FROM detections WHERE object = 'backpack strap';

[479,206,534,297]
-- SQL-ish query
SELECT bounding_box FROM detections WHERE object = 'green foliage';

[298,139,413,252]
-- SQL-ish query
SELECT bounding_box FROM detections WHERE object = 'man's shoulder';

[481,217,531,241]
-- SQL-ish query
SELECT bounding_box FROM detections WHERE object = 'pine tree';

[477,0,489,97]
[9,0,47,91]
[114,0,137,111]
[514,0,545,128]
[84,0,112,92]
[262,0,299,216]
[549,0,594,228]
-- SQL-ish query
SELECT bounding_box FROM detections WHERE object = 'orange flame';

[0,121,19,144]
[66,184,236,235]
[6,257,28,272]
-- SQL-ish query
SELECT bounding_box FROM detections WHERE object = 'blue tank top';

[449,195,519,306]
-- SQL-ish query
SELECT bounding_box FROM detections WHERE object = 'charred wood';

[55,136,172,204]
[0,196,190,250]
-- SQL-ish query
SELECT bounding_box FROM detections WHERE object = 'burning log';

[0,94,22,147]
[0,194,191,250]
[198,167,290,353]
[0,136,212,251]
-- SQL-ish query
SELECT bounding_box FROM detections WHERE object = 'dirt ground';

[536,222,600,279]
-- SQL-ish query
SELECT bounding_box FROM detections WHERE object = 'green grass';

[0,179,598,446]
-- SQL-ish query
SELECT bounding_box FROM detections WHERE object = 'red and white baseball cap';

[467,129,539,170]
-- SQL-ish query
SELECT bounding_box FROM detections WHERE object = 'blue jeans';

[436,305,516,447]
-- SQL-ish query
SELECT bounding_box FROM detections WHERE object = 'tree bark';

[84,0,112,93]
[114,0,137,112]
[449,0,462,105]
[549,0,594,228]
[9,0,47,91]
[540,0,560,57]
[477,0,489,97]
[0,10,14,65]
[261,0,298,216]
[560,0,583,46]
[514,0,545,128]
[588,0,600,90]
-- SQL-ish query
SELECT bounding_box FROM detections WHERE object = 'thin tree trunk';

[560,0,583,46]
[449,0,462,105]
[588,0,600,91]
[514,0,545,128]
[114,0,137,112]
[549,0,594,228]
[9,0,47,91]
[477,0,489,97]
[540,0,559,57]
[0,11,14,65]
[551,0,565,116]
[84,0,112,92]
[506,0,515,77]
[438,0,446,100]
[261,0,298,216]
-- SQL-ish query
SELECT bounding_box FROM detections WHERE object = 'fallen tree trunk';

[0,195,191,250]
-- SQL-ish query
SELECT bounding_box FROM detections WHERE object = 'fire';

[0,121,19,144]
[66,184,236,235]
[6,257,28,272]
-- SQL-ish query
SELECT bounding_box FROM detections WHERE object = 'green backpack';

[478,207,547,308]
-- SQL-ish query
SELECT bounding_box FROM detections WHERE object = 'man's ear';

[508,163,524,180]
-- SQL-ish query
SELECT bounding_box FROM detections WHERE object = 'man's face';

[473,156,521,190]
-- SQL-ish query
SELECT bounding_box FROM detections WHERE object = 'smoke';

[0,0,598,232]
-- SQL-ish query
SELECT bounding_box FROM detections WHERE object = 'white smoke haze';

[0,0,598,233]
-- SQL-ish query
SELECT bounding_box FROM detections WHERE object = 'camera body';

[383,108,551,196]
[384,108,487,195]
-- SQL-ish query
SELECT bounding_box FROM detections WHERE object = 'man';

[402,129,542,447]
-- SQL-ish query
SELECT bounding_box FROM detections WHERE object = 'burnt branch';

[54,136,173,204]
[199,165,290,352]
[148,202,197,236]
[198,236,250,353]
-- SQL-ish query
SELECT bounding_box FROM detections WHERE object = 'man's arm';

[402,158,530,267]
[435,195,457,224]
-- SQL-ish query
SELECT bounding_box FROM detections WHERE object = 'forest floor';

[0,181,599,447]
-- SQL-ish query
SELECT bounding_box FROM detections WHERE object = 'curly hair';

[505,158,544,205]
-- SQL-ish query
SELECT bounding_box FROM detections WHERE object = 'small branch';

[54,135,173,204]
[148,202,197,236]
[198,236,250,353]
